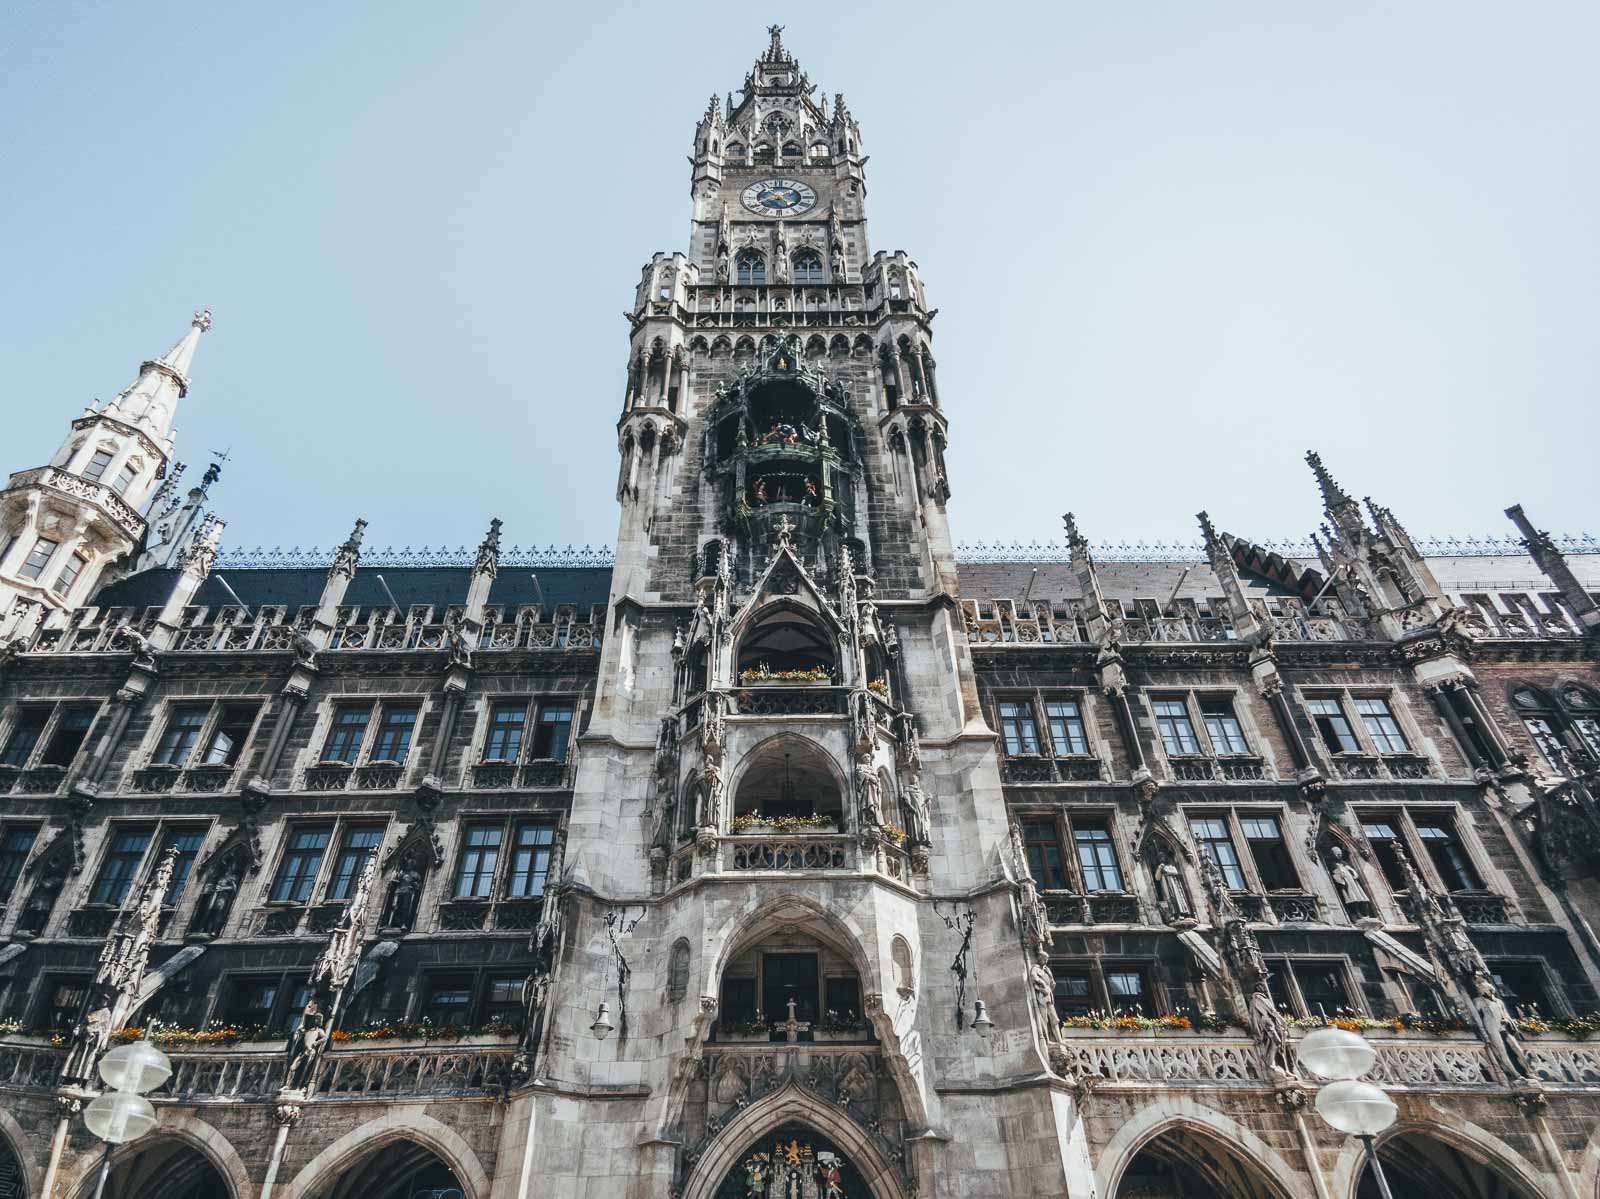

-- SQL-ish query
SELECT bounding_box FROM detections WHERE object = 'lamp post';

[1297,1027,1398,1199]
[81,1041,173,1199]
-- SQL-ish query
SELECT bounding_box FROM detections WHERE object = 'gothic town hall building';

[2,29,1600,1199]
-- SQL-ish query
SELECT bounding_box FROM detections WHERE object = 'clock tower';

[542,27,1060,1199]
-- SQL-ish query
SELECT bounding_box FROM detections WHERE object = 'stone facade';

[0,26,1598,1199]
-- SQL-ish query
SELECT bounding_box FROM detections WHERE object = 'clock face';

[741,178,818,217]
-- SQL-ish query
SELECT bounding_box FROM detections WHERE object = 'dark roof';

[92,566,614,613]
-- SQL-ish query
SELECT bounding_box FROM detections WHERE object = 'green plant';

[814,1009,869,1035]
[731,812,835,834]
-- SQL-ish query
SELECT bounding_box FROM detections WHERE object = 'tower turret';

[0,310,210,638]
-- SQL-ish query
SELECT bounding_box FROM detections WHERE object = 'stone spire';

[1064,512,1112,641]
[1197,511,1264,642]
[1507,504,1600,634]
[762,24,791,64]
[1305,450,1364,538]
[327,518,367,583]
[101,309,212,453]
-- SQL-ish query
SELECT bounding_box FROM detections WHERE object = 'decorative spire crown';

[1305,450,1356,514]
[763,24,790,63]
[1196,510,1221,552]
[473,517,503,576]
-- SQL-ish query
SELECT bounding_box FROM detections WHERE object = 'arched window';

[735,250,766,286]
[738,606,836,681]
[732,738,844,825]
[727,142,746,160]
[809,141,829,159]
[753,143,774,164]
[1561,686,1600,757]
[1512,687,1571,771]
[668,939,691,1002]
[791,250,824,284]
[782,141,803,158]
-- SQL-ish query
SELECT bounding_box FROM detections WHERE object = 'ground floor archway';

[1114,1125,1292,1199]
[307,1138,466,1199]
[82,1139,231,1199]
[714,1121,867,1198]
[1359,1132,1539,1199]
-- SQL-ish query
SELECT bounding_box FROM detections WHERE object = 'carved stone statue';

[284,1002,328,1090]
[1154,857,1193,926]
[701,759,725,830]
[443,610,472,668]
[857,760,884,827]
[1471,973,1532,1079]
[380,860,423,933]
[61,1006,110,1085]
[900,782,930,846]
[114,623,156,668]
[290,628,319,668]
[1247,983,1294,1076]
[1029,954,1063,1045]
[1327,846,1373,920]
[16,866,65,937]
[190,863,241,938]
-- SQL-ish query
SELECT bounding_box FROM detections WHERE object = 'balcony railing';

[1043,891,1142,926]
[1000,756,1102,784]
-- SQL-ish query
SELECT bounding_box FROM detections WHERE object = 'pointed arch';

[710,335,733,358]
[678,1080,912,1199]
[63,1114,253,1199]
[0,1106,39,1199]
[1331,1118,1549,1199]
[1097,1102,1304,1199]
[285,1110,488,1199]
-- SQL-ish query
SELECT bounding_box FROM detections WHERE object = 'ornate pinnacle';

[1304,451,1355,514]
[774,515,795,546]
[1196,510,1220,552]
[473,517,503,577]
[192,309,213,333]
[328,518,367,581]
[765,24,786,61]
[1062,512,1090,558]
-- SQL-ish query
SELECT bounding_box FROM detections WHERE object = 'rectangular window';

[484,702,527,762]
[998,700,1041,756]
[454,823,503,899]
[224,976,281,1031]
[51,552,87,596]
[506,822,556,898]
[40,977,90,1032]
[1360,818,1409,891]
[327,826,382,900]
[1,709,49,767]
[90,827,153,905]
[530,702,574,762]
[1522,717,1569,772]
[1488,963,1551,1015]
[1152,698,1201,755]
[19,537,58,580]
[425,973,474,1028]
[159,827,205,907]
[1200,697,1250,755]
[824,976,863,1020]
[720,976,757,1028]
[270,826,331,903]
[1021,818,1067,890]
[153,706,209,766]
[1307,698,1361,754]
[1073,819,1123,892]
[370,703,419,763]
[112,462,138,495]
[1240,815,1298,891]
[1105,966,1152,1011]
[1189,815,1246,890]
[81,449,115,482]
[1413,817,1481,891]
[1266,969,1296,1015]
[321,704,370,764]
[484,975,525,1024]
[202,704,258,767]
[1290,960,1351,1016]
[39,706,95,767]
[0,827,38,904]
[1354,697,1409,754]
[1051,966,1094,1018]
[1044,699,1089,756]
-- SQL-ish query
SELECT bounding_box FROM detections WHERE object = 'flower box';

[732,820,840,836]
[718,1028,773,1043]
[812,1027,871,1043]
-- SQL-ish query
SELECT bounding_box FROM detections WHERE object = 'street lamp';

[81,1042,173,1199]
[1298,1027,1398,1199]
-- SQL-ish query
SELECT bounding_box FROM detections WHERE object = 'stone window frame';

[1049,955,1170,1019]
[210,966,312,1036]
[76,817,211,915]
[1143,686,1269,779]
[0,698,103,772]
[987,689,1108,766]
[1350,803,1505,922]
[408,965,528,1030]
[0,821,41,912]
[1261,954,1366,1019]
[1011,804,1130,899]
[1509,681,1600,774]
[1181,803,1310,898]
[468,693,577,768]
[130,695,267,776]
[443,811,563,906]
[1484,956,1569,1019]
[298,691,433,781]
[1296,685,1430,770]
[258,812,391,911]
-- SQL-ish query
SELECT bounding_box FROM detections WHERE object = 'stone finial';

[765,24,787,61]
[1305,450,1349,504]
[1196,510,1220,553]
[328,518,367,581]
[192,309,213,333]
[1062,512,1090,558]
[474,517,503,577]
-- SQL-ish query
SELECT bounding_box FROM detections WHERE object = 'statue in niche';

[1326,845,1373,921]
[16,865,65,937]
[443,609,472,668]
[900,783,930,847]
[1153,853,1194,926]
[190,859,242,938]
[1028,951,1063,1045]
[380,854,424,933]
[284,1001,328,1090]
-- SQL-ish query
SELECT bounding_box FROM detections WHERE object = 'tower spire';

[102,309,212,453]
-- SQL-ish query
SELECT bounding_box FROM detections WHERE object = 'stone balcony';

[0,1036,518,1102]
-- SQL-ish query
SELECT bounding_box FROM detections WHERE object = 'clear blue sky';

[2,3,1595,554]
